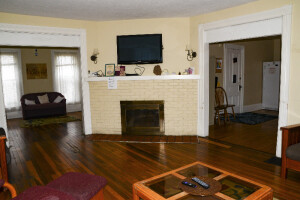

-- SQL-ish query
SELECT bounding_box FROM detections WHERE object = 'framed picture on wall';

[105,64,115,76]
[26,63,47,79]
[216,58,222,73]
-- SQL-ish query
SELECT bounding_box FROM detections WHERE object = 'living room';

[0,0,300,199]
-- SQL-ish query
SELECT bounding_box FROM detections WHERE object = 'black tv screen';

[117,34,162,64]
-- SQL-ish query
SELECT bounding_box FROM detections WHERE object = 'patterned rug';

[230,112,278,125]
[20,115,80,127]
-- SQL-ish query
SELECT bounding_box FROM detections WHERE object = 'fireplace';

[120,101,164,135]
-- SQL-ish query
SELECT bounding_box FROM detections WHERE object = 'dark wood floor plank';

[1,112,299,200]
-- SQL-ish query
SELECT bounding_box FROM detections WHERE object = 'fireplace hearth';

[120,101,164,135]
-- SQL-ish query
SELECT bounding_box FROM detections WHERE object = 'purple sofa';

[21,92,66,120]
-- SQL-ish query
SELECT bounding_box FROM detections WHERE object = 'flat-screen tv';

[117,34,163,64]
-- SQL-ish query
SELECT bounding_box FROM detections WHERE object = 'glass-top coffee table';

[133,161,273,200]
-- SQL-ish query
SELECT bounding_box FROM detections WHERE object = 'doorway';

[208,36,281,154]
[0,23,92,143]
[198,6,292,157]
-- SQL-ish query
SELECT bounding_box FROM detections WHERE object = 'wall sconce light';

[91,48,99,64]
[185,45,197,61]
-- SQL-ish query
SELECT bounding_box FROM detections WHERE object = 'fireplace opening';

[120,101,164,135]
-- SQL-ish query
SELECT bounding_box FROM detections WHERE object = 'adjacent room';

[0,46,82,125]
[209,36,281,155]
[0,0,300,199]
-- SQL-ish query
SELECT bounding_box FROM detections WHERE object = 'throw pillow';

[25,99,36,105]
[53,96,65,103]
[37,94,49,104]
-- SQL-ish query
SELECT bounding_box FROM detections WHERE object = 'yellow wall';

[92,18,190,75]
[0,12,98,69]
[21,48,54,94]
[0,13,191,76]
[190,0,300,124]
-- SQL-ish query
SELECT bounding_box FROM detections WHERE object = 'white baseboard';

[262,105,279,111]
[67,103,82,113]
[6,110,22,119]
[242,103,262,113]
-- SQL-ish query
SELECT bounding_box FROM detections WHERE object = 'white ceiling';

[0,0,258,21]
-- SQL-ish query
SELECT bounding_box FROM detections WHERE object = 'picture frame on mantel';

[216,58,222,73]
[105,64,115,76]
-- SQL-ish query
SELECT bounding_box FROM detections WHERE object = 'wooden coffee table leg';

[133,185,139,200]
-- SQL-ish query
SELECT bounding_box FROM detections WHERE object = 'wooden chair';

[0,179,17,198]
[214,87,235,125]
[0,128,8,182]
[281,124,300,178]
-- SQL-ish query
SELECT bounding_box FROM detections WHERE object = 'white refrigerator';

[262,61,281,110]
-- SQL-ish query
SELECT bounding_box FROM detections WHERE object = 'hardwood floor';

[1,112,300,199]
[209,110,278,154]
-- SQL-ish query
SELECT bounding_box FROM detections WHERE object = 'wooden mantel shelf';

[86,75,200,82]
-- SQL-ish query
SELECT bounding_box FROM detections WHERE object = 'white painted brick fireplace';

[88,76,199,135]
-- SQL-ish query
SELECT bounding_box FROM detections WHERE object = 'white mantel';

[86,75,200,82]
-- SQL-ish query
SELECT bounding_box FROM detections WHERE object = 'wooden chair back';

[215,87,229,107]
[280,124,300,178]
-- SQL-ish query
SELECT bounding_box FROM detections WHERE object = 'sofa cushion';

[25,99,36,105]
[12,186,76,200]
[23,103,65,111]
[38,94,50,104]
[286,143,300,161]
[47,172,107,200]
[53,96,65,103]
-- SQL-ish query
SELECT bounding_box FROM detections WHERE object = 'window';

[0,49,23,111]
[52,51,81,105]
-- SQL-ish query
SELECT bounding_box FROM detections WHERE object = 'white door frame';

[197,6,292,158]
[223,44,245,113]
[0,23,93,141]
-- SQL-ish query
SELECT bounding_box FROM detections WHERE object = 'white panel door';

[262,62,280,110]
[224,44,243,113]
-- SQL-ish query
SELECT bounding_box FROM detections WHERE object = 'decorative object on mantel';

[115,65,120,76]
[153,65,162,75]
[188,67,195,74]
[135,65,145,76]
[26,63,47,79]
[216,58,222,73]
[90,48,99,64]
[120,66,126,76]
[178,72,181,75]
[185,45,197,61]
[105,64,115,76]
[162,69,169,75]
[183,67,195,75]
[90,70,104,77]
[161,69,177,75]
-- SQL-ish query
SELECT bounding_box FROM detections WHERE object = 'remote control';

[181,181,197,188]
[191,177,210,189]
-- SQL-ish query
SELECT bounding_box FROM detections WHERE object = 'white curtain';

[0,50,23,112]
[53,51,81,105]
